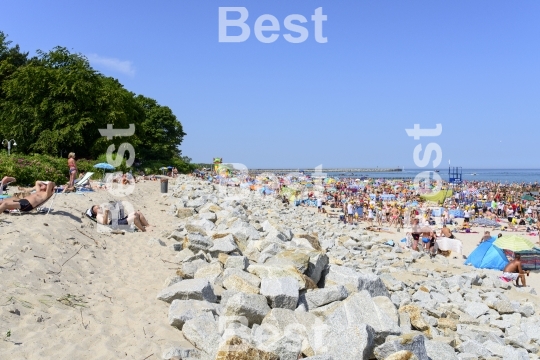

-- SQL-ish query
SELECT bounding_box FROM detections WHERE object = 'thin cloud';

[87,53,135,77]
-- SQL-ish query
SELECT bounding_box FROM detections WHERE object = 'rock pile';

[158,175,539,360]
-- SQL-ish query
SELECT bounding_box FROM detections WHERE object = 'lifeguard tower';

[448,166,462,184]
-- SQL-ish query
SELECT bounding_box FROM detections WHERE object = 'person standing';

[67,152,77,188]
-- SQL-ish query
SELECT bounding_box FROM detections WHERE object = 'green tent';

[421,190,453,203]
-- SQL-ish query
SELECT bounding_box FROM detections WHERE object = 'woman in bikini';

[67,152,77,189]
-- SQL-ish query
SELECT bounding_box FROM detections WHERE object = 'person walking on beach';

[502,254,530,287]
[67,152,77,188]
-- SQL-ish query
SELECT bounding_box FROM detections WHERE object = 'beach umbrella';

[93,163,115,179]
[522,194,535,201]
[471,218,500,227]
[94,163,115,170]
[493,235,535,252]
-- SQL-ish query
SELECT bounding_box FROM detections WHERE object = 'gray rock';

[180,258,208,279]
[306,252,329,284]
[208,234,238,256]
[303,356,334,360]
[461,301,489,319]
[157,279,217,303]
[161,346,200,360]
[302,285,348,310]
[225,255,249,270]
[176,208,194,219]
[373,334,429,360]
[185,233,213,252]
[193,262,223,283]
[260,277,299,310]
[163,276,183,288]
[223,292,271,326]
[185,219,215,235]
[320,291,401,344]
[324,265,389,297]
[182,312,220,358]
[494,300,514,314]
[373,296,399,325]
[457,339,492,357]
[168,299,218,329]
[317,322,375,360]
[518,302,535,317]
[424,339,458,360]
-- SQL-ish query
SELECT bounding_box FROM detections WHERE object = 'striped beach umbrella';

[493,235,535,252]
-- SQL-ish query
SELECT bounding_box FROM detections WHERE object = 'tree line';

[0,31,187,164]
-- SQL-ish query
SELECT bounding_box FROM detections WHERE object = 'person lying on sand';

[89,204,152,232]
[502,254,530,287]
[0,181,55,214]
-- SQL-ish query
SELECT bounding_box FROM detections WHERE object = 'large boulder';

[260,277,299,310]
[184,233,213,252]
[373,334,429,360]
[185,219,215,235]
[215,336,279,360]
[324,265,389,297]
[300,285,348,311]
[176,208,194,219]
[209,234,239,256]
[318,291,401,344]
[223,292,271,326]
[157,279,217,303]
[248,264,307,290]
[223,274,260,294]
[168,299,219,330]
[225,255,249,270]
[182,312,221,358]
[194,262,223,283]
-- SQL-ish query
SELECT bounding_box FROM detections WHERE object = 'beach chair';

[74,172,94,188]
[8,192,57,216]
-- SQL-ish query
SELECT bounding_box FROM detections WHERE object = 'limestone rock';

[373,334,428,360]
[209,234,239,256]
[399,305,429,331]
[157,279,217,303]
[176,208,194,219]
[301,285,348,310]
[225,255,249,270]
[168,299,219,330]
[182,312,220,358]
[223,292,271,326]
[223,274,260,294]
[260,277,299,310]
[215,336,279,360]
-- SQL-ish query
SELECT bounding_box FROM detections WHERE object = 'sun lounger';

[8,192,56,216]
[74,172,94,190]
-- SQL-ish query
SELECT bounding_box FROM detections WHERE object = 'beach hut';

[464,238,508,270]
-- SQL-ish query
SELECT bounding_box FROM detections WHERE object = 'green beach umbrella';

[494,235,535,252]
[521,194,535,201]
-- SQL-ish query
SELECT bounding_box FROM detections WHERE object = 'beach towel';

[437,237,463,255]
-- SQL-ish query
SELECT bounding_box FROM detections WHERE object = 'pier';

[247,168,402,174]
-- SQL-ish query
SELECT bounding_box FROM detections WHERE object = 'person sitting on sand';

[439,224,455,239]
[0,181,55,214]
[89,204,151,232]
[479,230,492,243]
[502,254,530,287]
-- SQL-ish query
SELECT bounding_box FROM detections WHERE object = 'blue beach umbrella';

[94,163,115,170]
[94,163,116,179]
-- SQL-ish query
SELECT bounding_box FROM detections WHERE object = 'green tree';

[133,95,186,161]
[0,46,141,158]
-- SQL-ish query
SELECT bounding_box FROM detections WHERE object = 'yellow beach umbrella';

[493,235,535,252]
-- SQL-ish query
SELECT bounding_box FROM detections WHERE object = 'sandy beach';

[0,180,192,359]
[1,177,539,359]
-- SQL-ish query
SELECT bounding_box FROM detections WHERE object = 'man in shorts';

[502,254,530,287]
[0,181,55,214]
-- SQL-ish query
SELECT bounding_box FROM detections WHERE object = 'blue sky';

[2,1,539,169]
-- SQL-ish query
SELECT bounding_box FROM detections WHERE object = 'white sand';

[0,181,190,359]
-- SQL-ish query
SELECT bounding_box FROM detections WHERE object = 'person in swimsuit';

[0,181,55,214]
[502,254,530,287]
[67,152,77,189]
[90,204,151,232]
[1,176,16,192]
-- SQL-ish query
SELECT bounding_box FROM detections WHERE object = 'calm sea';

[328,169,540,184]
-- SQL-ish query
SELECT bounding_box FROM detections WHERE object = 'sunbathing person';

[0,181,55,214]
[89,204,151,232]
[1,176,16,192]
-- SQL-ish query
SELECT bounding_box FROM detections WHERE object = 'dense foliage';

[0,31,190,167]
